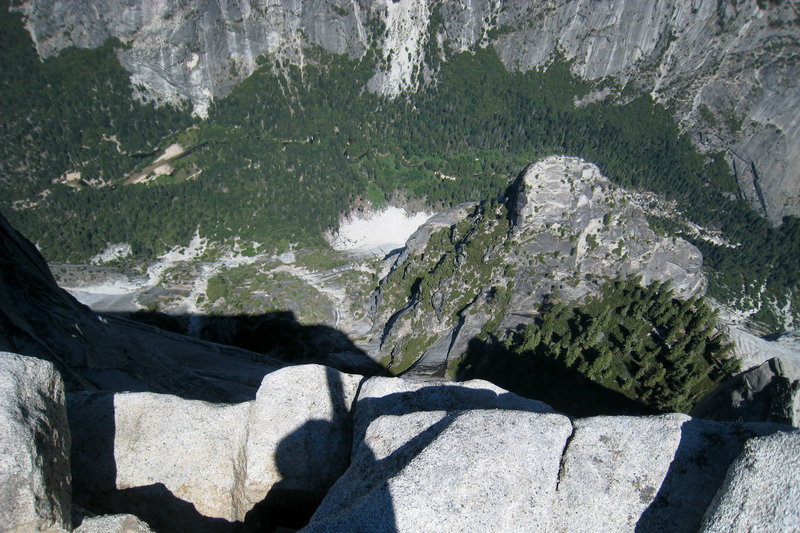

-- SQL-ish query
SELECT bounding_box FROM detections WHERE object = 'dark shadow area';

[112,310,388,377]
[454,336,654,418]
[634,420,788,532]
[79,483,240,533]
[382,247,404,261]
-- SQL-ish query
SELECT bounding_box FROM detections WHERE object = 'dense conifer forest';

[454,277,739,414]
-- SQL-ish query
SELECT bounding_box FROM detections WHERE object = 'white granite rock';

[701,431,800,532]
[69,364,362,528]
[552,414,688,532]
[553,414,787,532]
[351,376,554,445]
[112,393,250,521]
[74,514,154,533]
[0,352,71,532]
[240,364,363,512]
[303,409,573,532]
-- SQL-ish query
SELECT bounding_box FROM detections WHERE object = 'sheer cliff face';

[12,0,370,116]
[11,0,800,224]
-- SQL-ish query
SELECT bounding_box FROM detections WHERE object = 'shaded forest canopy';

[0,2,797,331]
[454,277,739,414]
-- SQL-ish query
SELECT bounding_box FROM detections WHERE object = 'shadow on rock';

[115,309,387,377]
[247,367,358,531]
[453,336,653,417]
[635,419,788,532]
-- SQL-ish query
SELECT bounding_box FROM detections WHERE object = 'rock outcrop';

[305,407,796,532]
[303,410,574,533]
[509,157,705,299]
[701,431,800,532]
[0,352,71,532]
[73,514,154,533]
[691,357,800,427]
[13,0,800,222]
[0,211,281,402]
[2,348,799,533]
[367,156,706,374]
[723,323,800,372]
[350,376,555,445]
[553,414,779,532]
[69,364,362,531]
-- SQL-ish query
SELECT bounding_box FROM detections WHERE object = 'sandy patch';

[186,53,199,70]
[154,143,185,163]
[91,243,133,265]
[330,206,433,255]
[153,163,173,176]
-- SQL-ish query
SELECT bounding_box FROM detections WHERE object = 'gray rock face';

[492,0,800,226]
[12,0,369,117]
[14,0,799,222]
[553,414,784,532]
[510,157,705,300]
[69,364,362,530]
[305,404,793,533]
[701,431,800,532]
[303,409,574,533]
[351,376,554,446]
[368,156,706,375]
[691,357,800,427]
[0,211,281,402]
[0,352,71,532]
[74,514,154,533]
[722,323,800,372]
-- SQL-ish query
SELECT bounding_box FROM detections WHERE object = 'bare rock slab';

[0,352,71,532]
[0,352,71,531]
[553,414,789,532]
[69,364,362,530]
[303,409,573,532]
[241,364,363,513]
[74,514,154,533]
[701,430,800,532]
[352,376,554,445]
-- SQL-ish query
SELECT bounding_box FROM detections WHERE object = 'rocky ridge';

[12,0,800,223]
[691,356,800,427]
[365,156,705,374]
[3,351,799,532]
